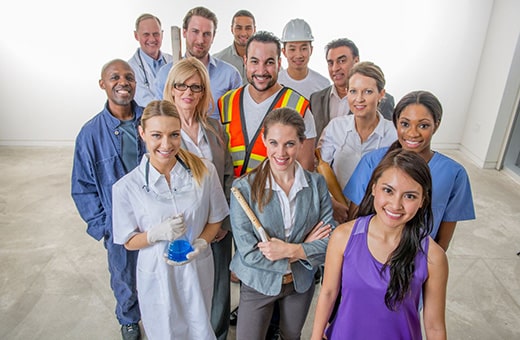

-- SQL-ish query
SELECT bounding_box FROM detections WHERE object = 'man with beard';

[219,31,317,176]
[214,10,256,85]
[128,13,172,107]
[155,6,241,120]
[71,59,145,340]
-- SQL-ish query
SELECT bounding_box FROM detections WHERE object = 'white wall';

[461,0,520,168]
[0,0,497,152]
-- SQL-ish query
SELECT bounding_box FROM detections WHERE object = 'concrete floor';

[1,146,519,339]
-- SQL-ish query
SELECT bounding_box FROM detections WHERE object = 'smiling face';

[372,167,424,229]
[396,104,438,161]
[171,73,203,116]
[139,115,182,174]
[347,73,385,119]
[246,41,281,93]
[232,16,255,47]
[282,41,312,72]
[183,15,215,60]
[99,60,136,107]
[134,17,163,60]
[262,123,302,174]
[327,45,358,89]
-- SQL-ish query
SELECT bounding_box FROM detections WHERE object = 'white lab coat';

[113,155,229,339]
[127,48,173,107]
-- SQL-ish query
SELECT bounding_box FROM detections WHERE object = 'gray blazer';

[181,117,234,230]
[229,169,335,296]
[310,86,396,139]
[309,86,333,140]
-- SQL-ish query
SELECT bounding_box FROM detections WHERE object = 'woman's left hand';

[213,228,228,243]
[304,221,332,243]
[258,238,293,261]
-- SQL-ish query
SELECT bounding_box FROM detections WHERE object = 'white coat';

[113,155,229,339]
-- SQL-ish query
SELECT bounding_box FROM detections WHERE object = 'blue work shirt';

[154,54,242,120]
[71,101,146,241]
[344,147,476,239]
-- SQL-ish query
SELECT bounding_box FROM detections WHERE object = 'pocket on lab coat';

[137,267,165,306]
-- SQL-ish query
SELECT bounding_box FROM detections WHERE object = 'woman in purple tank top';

[311,149,448,340]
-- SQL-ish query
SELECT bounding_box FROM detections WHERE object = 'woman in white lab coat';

[112,100,229,339]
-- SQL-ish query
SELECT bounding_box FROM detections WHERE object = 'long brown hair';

[358,148,433,310]
[248,107,306,212]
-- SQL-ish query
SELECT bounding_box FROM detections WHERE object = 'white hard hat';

[281,18,314,42]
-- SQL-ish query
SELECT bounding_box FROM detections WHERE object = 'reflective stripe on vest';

[218,86,309,177]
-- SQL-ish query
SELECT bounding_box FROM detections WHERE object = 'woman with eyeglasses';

[112,100,229,339]
[163,57,235,340]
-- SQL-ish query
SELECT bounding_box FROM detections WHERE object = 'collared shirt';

[328,85,350,120]
[180,124,213,162]
[266,162,308,239]
[318,113,397,189]
[214,44,247,85]
[155,55,242,120]
[128,48,173,107]
[71,101,146,240]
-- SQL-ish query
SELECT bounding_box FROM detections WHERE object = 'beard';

[247,74,277,92]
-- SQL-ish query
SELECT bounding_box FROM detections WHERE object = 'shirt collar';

[140,154,192,195]
[139,48,161,67]
[266,161,308,194]
[330,85,347,100]
[372,113,388,137]
[102,100,139,130]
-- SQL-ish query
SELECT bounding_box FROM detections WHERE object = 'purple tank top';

[326,214,429,340]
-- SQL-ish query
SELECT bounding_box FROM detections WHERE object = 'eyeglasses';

[173,83,204,93]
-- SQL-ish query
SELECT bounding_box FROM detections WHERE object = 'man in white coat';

[128,13,173,107]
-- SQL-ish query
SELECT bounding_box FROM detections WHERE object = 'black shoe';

[121,323,141,340]
[230,306,239,326]
[265,324,280,340]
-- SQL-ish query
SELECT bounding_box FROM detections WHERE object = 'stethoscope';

[136,49,166,89]
[142,155,192,193]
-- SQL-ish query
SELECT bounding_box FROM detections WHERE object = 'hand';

[304,221,332,243]
[187,238,208,259]
[212,228,228,243]
[165,238,208,266]
[258,238,291,261]
[147,214,186,245]
[331,197,349,223]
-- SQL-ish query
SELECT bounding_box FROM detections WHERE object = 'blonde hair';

[347,61,386,93]
[141,100,208,185]
[163,57,221,143]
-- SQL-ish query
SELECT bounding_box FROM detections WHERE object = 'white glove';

[186,238,208,260]
[165,238,208,266]
[147,214,186,245]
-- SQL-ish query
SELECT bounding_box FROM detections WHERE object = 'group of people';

[71,5,475,340]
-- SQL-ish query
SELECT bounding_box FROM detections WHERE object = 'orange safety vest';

[219,86,309,177]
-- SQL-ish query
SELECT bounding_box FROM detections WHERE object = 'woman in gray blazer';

[163,57,234,340]
[230,108,335,340]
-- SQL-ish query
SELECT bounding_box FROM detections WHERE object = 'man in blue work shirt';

[155,6,241,121]
[71,59,145,340]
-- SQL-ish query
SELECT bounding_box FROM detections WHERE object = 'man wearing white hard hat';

[278,18,330,99]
